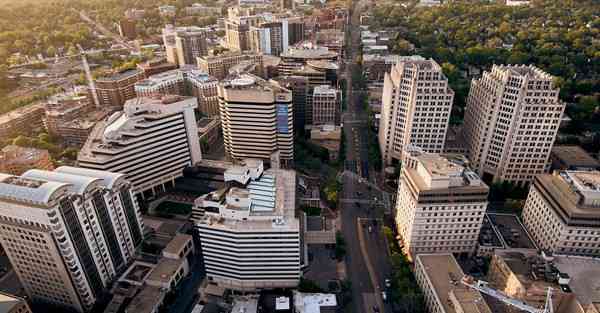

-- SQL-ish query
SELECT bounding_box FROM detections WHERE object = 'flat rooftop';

[487,213,537,249]
[553,255,600,306]
[126,285,164,313]
[0,145,48,164]
[417,254,492,313]
[196,169,299,231]
[162,233,192,256]
[0,103,43,125]
[534,171,600,223]
[147,258,184,284]
[281,47,338,60]
[552,146,600,169]
[96,69,142,82]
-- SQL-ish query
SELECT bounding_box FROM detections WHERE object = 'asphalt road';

[340,1,394,312]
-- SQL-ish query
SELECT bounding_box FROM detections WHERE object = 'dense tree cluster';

[372,0,600,123]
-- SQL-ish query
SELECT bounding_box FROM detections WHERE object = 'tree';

[335,231,346,260]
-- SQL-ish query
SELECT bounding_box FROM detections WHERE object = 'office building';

[522,170,600,256]
[118,19,137,40]
[162,25,209,66]
[463,65,565,185]
[44,86,94,140]
[0,292,32,313]
[134,68,220,117]
[396,148,488,259]
[249,21,286,56]
[0,166,144,312]
[415,254,492,313]
[78,96,202,196]
[137,58,178,78]
[311,85,340,126]
[278,46,338,76]
[274,75,309,131]
[192,159,301,291]
[219,74,294,166]
[378,58,454,166]
[225,14,263,52]
[0,104,45,139]
[0,145,54,175]
[197,52,264,80]
[95,69,145,108]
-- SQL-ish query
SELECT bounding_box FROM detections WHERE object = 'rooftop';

[147,258,184,284]
[0,173,69,207]
[162,233,192,257]
[0,103,44,125]
[403,147,486,192]
[553,255,600,306]
[552,146,600,169]
[306,60,339,70]
[293,291,337,313]
[193,160,298,231]
[534,171,600,225]
[313,85,338,96]
[95,69,143,82]
[0,145,49,164]
[281,45,338,60]
[126,285,164,313]
[417,254,492,313]
[231,296,258,313]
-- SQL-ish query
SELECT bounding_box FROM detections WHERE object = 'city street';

[339,0,394,312]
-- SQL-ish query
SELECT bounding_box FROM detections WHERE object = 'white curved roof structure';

[23,170,103,196]
[55,166,126,190]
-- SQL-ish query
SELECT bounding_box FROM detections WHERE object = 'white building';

[396,147,489,259]
[463,65,565,186]
[134,68,220,117]
[415,254,492,313]
[219,74,294,167]
[522,171,600,256]
[0,167,143,312]
[192,159,302,291]
[311,85,340,126]
[378,58,454,166]
[78,96,202,196]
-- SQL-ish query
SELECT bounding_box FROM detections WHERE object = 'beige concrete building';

[415,254,492,313]
[0,104,45,139]
[378,58,454,166]
[162,25,209,66]
[134,68,220,117]
[95,69,145,108]
[396,148,488,259]
[0,292,32,313]
[463,65,565,186]
[311,85,340,126]
[218,74,294,167]
[197,52,264,80]
[522,171,600,256]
